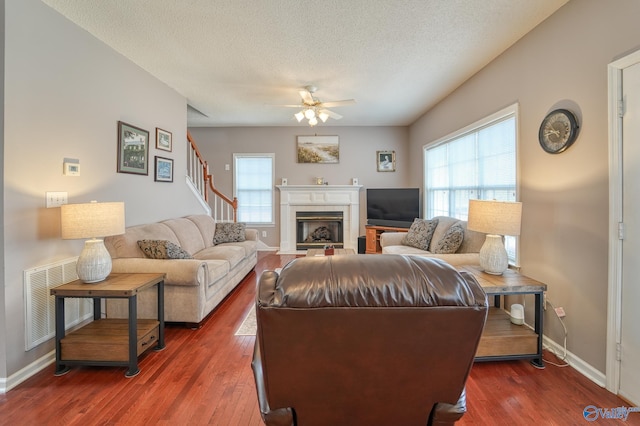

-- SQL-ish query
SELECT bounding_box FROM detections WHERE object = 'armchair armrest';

[380,232,407,247]
[245,228,259,241]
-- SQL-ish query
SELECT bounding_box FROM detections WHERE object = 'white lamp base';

[77,238,112,283]
[478,234,508,275]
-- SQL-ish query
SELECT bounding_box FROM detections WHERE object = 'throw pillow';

[432,223,465,254]
[213,222,246,245]
[401,218,439,251]
[137,240,193,259]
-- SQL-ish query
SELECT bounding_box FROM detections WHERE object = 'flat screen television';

[366,188,420,228]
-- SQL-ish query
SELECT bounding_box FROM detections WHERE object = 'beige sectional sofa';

[380,216,485,266]
[104,214,258,325]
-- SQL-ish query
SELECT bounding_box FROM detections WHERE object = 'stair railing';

[187,131,238,222]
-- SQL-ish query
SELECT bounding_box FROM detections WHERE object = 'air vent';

[24,258,92,350]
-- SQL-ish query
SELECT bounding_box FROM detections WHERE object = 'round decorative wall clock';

[538,109,579,154]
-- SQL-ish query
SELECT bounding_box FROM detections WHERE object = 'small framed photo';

[156,128,172,152]
[117,121,149,175]
[154,156,173,182]
[377,150,396,172]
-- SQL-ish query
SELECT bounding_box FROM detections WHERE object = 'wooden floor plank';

[0,252,636,425]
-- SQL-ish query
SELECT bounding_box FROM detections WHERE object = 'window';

[233,153,274,225]
[424,104,518,261]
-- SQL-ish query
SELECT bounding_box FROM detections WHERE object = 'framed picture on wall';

[117,121,149,175]
[154,156,173,182]
[156,128,172,152]
[377,150,396,172]
[297,135,339,163]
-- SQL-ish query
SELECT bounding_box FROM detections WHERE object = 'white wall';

[189,126,410,247]
[409,0,640,373]
[2,0,205,382]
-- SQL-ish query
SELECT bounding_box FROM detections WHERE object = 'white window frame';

[423,103,520,264]
[233,153,275,226]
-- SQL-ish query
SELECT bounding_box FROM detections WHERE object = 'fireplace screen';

[296,211,344,250]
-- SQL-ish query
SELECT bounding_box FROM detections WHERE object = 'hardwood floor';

[1,252,637,425]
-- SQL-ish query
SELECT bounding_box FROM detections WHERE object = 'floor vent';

[24,258,93,351]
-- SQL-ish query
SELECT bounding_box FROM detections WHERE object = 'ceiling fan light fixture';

[309,117,318,126]
[304,108,315,119]
[294,111,304,122]
[318,112,329,122]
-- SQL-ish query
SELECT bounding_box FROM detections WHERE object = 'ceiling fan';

[276,86,356,126]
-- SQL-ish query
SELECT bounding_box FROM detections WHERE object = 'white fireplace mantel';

[277,185,362,253]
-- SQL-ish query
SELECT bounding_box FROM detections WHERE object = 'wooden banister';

[187,131,238,222]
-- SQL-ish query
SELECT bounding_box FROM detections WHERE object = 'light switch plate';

[46,191,68,208]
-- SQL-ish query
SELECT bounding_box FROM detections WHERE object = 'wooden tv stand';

[365,225,409,254]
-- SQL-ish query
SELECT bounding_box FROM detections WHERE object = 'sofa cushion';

[402,218,439,251]
[137,240,193,259]
[162,218,207,255]
[213,222,246,245]
[432,223,464,254]
[194,245,246,269]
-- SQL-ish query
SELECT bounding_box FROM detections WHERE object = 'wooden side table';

[50,273,166,377]
[365,225,408,253]
[458,265,547,368]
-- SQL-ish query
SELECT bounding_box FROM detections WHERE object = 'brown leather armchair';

[252,254,488,426]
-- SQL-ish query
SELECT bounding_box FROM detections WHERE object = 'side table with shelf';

[365,225,409,254]
[458,265,547,368]
[50,273,166,378]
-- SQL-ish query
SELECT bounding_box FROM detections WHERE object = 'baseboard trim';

[543,335,606,387]
[1,350,55,393]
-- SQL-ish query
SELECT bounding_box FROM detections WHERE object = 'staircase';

[187,131,237,222]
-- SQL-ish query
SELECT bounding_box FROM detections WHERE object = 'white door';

[620,61,640,406]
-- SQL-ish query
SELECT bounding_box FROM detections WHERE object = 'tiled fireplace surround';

[277,185,362,254]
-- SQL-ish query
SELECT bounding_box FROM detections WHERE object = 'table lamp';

[61,201,125,283]
[467,199,522,275]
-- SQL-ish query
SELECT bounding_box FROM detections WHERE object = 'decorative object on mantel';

[467,199,522,275]
[538,108,579,154]
[377,150,396,172]
[281,178,288,186]
[297,135,339,163]
[60,201,125,283]
[271,86,356,127]
[315,177,325,185]
[117,121,149,175]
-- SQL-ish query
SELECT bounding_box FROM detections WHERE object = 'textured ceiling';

[42,0,568,127]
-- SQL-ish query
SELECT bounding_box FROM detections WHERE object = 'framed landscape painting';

[117,121,149,175]
[297,136,339,164]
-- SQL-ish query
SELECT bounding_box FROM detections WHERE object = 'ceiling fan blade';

[267,104,303,108]
[321,99,356,108]
[320,109,342,120]
[299,89,315,105]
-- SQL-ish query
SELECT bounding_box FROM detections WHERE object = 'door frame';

[606,49,640,394]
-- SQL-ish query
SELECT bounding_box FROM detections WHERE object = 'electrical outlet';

[261,231,267,238]
[46,191,68,208]
[555,306,566,318]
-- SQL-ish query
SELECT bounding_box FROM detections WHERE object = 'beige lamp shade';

[467,199,522,236]
[60,201,125,283]
[61,201,125,239]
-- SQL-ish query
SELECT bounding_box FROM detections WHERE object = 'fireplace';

[296,211,344,250]
[277,185,361,254]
